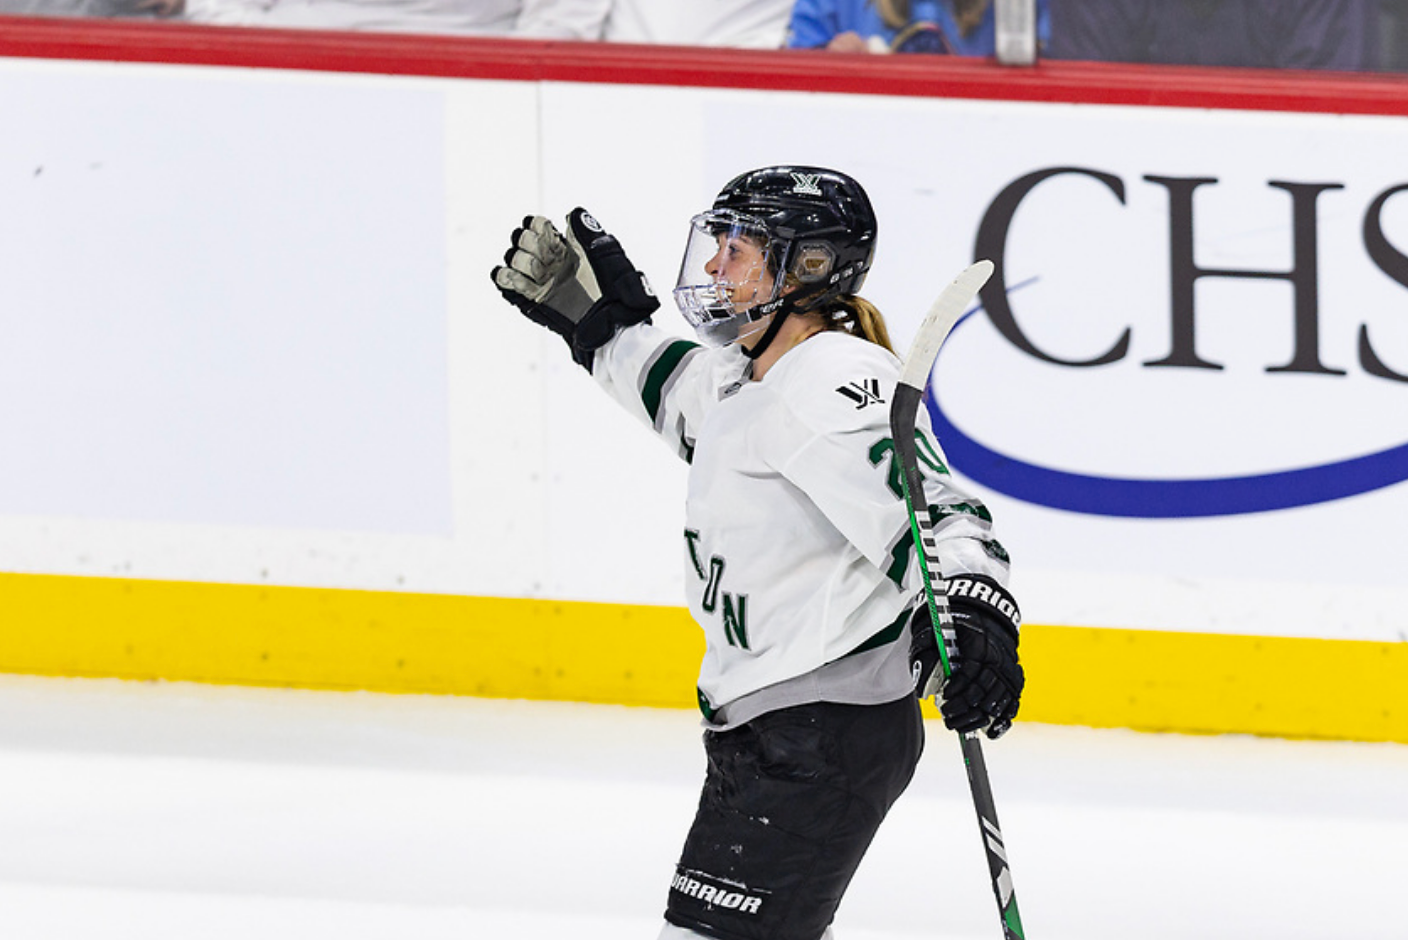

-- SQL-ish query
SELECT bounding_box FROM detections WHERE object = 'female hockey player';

[490,166,1023,940]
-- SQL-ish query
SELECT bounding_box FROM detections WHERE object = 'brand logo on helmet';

[790,173,823,196]
[580,212,604,233]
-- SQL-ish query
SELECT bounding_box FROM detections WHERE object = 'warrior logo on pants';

[670,867,766,916]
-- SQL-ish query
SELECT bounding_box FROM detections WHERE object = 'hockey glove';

[490,208,658,372]
[909,575,1024,740]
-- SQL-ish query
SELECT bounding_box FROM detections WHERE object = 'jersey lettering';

[685,536,754,651]
[702,556,725,612]
[684,529,706,578]
[722,593,749,649]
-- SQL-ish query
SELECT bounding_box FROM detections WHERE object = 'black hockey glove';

[909,575,1024,740]
[490,208,658,372]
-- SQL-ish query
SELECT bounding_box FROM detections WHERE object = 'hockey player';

[491,166,1023,940]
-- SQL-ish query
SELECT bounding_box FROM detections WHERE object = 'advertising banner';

[0,32,1402,737]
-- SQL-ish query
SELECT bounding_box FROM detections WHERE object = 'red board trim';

[3,14,1408,115]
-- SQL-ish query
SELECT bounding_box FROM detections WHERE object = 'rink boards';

[3,572,1404,743]
[0,21,1405,742]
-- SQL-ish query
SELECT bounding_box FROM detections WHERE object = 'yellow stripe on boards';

[1016,624,1407,744]
[0,572,702,707]
[1,572,1404,743]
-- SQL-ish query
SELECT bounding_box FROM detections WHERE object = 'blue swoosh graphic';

[926,310,1408,518]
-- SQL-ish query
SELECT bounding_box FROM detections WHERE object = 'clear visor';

[672,210,782,347]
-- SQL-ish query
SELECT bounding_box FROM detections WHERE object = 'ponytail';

[816,295,895,354]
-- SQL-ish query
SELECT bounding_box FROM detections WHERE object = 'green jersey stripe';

[642,340,701,423]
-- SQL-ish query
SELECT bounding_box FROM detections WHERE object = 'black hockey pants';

[664,694,924,940]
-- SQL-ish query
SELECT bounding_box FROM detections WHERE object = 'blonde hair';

[814,295,896,353]
[781,265,894,353]
[874,0,907,27]
[874,0,990,36]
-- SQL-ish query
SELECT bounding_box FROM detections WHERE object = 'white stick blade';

[898,259,995,391]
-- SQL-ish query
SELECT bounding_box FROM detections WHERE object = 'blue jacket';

[787,0,1050,55]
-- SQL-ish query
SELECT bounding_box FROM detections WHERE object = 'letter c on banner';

[974,166,1131,367]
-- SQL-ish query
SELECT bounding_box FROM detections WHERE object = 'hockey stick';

[889,259,1026,940]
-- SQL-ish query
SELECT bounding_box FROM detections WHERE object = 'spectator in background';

[588,0,792,48]
[787,0,1049,55]
[180,0,606,37]
[3,0,791,46]
[0,0,180,17]
[178,0,791,46]
[1047,0,1379,72]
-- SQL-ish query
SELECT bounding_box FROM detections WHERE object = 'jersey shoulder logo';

[836,377,884,409]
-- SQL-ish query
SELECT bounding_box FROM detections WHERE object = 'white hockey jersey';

[593,323,1011,725]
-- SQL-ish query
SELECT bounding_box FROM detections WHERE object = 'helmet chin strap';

[740,306,791,361]
[739,284,830,361]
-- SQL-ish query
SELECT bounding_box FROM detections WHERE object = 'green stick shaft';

[888,259,1024,940]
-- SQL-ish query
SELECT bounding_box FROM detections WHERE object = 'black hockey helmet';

[674,165,878,347]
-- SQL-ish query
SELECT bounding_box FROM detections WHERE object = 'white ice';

[0,674,1404,940]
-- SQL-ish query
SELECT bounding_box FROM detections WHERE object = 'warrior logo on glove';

[910,575,1024,740]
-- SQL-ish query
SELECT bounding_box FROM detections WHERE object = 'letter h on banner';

[1142,176,1346,376]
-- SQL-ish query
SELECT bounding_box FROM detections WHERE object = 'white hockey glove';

[490,208,658,371]
[909,575,1024,739]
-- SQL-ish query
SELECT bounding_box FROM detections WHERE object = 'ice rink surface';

[1,674,1404,940]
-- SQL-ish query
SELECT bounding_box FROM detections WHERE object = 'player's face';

[705,233,775,313]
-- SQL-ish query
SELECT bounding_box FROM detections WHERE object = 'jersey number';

[868,431,947,501]
[870,431,948,587]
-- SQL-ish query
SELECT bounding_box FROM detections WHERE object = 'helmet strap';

[739,281,834,360]
[741,306,790,360]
